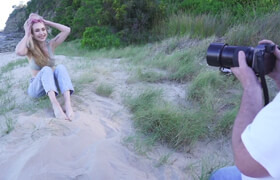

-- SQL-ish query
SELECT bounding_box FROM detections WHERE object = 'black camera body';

[206,43,276,75]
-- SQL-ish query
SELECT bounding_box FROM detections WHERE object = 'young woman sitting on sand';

[16,13,74,120]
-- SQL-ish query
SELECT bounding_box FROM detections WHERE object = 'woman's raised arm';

[45,20,71,50]
[15,20,32,56]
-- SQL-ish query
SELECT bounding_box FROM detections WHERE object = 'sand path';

[0,52,232,180]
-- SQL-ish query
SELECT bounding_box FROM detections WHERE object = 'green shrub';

[53,0,81,39]
[72,0,103,38]
[57,0,164,43]
[81,26,121,49]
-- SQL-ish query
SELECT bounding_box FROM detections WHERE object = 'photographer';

[210,39,280,180]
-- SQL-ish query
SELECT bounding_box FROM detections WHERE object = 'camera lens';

[206,43,226,67]
[206,43,254,68]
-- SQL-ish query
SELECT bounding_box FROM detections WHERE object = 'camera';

[206,43,276,75]
[206,42,278,105]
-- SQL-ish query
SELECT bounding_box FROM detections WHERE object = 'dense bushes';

[53,0,162,46]
[25,0,57,19]
[81,26,121,49]
[72,0,103,38]
[54,0,280,47]
[54,0,81,39]
[11,0,280,48]
[101,0,162,43]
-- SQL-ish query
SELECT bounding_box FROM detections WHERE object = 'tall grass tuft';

[134,37,212,82]
[188,71,226,104]
[5,116,14,135]
[125,89,208,148]
[96,83,114,97]
[153,12,232,39]
[188,71,241,137]
[226,12,280,46]
[133,68,165,83]
[168,49,203,81]
[55,39,86,57]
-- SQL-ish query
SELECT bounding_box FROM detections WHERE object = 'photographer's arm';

[231,51,269,177]
[44,20,71,49]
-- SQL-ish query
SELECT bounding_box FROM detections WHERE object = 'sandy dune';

[0,52,232,180]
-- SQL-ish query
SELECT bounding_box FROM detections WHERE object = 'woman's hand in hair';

[42,19,50,26]
[24,13,44,36]
[28,13,43,21]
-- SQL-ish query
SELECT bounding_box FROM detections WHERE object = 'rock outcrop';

[4,0,57,34]
[0,32,24,53]
[4,8,27,33]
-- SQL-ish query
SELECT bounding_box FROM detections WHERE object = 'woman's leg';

[28,66,68,120]
[28,66,58,98]
[54,64,74,119]
[63,90,74,119]
[48,91,68,120]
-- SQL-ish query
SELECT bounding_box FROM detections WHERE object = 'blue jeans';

[209,166,242,180]
[28,64,74,98]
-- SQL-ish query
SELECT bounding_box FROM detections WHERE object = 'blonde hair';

[26,19,50,67]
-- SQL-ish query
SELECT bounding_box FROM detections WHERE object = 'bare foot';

[64,103,74,120]
[52,102,69,120]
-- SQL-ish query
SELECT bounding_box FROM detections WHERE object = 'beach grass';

[0,58,27,74]
[73,70,95,85]
[124,89,208,148]
[95,83,114,97]
[53,21,242,177]
[155,153,172,167]
[226,11,280,46]
[152,12,232,40]
[132,68,166,83]
[122,134,156,156]
[4,116,14,135]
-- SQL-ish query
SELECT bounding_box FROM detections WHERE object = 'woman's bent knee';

[55,64,67,71]
[41,66,53,72]
[40,66,54,76]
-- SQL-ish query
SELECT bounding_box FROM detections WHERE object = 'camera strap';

[257,57,269,106]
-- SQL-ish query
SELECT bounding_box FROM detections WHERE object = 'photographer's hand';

[259,39,280,89]
[231,51,261,89]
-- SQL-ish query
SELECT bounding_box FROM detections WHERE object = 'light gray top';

[29,43,55,70]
